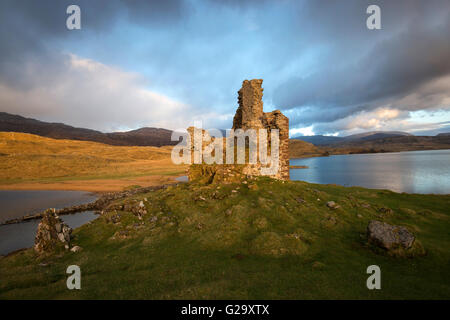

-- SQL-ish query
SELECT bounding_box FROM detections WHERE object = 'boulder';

[326,201,340,209]
[34,209,72,254]
[367,220,421,257]
[70,246,82,252]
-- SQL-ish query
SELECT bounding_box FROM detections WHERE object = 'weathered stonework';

[188,79,289,182]
[233,79,265,130]
[34,209,72,254]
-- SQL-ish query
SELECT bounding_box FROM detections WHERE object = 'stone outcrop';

[367,220,414,250]
[34,209,72,254]
[367,220,425,257]
[188,79,289,182]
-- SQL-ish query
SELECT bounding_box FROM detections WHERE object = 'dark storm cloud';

[0,0,186,88]
[0,0,184,34]
[0,0,449,134]
[273,0,450,130]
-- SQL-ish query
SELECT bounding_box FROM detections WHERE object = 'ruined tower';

[233,79,265,129]
[187,79,289,182]
[231,79,290,180]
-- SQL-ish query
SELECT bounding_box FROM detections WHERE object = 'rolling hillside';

[293,131,412,146]
[293,131,450,155]
[0,132,185,191]
[0,112,178,147]
[289,139,325,158]
[1,176,449,299]
[326,135,450,154]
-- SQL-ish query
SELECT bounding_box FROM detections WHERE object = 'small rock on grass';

[326,201,340,209]
[70,246,82,253]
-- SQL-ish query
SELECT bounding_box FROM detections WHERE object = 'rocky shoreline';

[0,183,180,226]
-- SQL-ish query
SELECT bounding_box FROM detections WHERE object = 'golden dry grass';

[0,132,186,191]
[289,139,324,158]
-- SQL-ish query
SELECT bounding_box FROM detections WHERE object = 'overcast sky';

[0,0,449,136]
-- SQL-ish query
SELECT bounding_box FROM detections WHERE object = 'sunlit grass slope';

[0,132,185,188]
[1,177,449,299]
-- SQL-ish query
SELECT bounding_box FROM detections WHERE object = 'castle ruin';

[187,79,289,182]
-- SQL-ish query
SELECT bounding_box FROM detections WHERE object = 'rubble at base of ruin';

[187,79,289,183]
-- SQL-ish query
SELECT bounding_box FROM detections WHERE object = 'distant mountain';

[437,132,450,136]
[325,134,450,154]
[343,131,412,142]
[0,112,178,147]
[292,135,344,145]
[294,131,413,146]
[104,127,177,146]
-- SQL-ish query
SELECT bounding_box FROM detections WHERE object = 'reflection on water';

[0,190,99,255]
[0,211,98,256]
[290,149,450,194]
[0,190,97,223]
[175,176,189,182]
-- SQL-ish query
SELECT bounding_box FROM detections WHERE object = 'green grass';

[1,178,449,299]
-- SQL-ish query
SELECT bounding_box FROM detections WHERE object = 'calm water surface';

[0,190,97,223]
[290,149,450,194]
[0,190,98,255]
[0,211,98,255]
[1,151,449,255]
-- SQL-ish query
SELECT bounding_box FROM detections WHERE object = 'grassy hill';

[325,135,450,155]
[0,132,186,191]
[0,112,178,147]
[0,133,332,191]
[0,177,449,299]
[289,139,325,158]
[292,133,450,157]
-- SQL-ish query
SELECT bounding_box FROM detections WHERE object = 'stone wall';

[188,79,289,182]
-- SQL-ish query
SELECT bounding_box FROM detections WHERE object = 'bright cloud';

[0,54,201,131]
[290,125,315,137]
[0,1,449,135]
